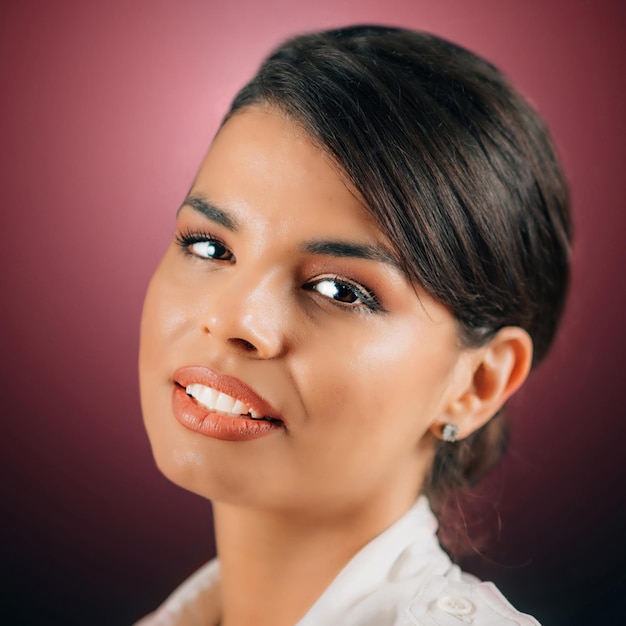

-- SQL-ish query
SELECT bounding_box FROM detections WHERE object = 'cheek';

[139,272,170,412]
[300,320,458,428]
[139,260,194,367]
[139,263,191,430]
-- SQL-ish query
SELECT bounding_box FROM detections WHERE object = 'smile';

[171,365,284,441]
[185,384,266,420]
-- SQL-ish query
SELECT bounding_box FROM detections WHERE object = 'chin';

[144,425,275,507]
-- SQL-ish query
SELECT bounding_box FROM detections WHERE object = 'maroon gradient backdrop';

[1,1,624,624]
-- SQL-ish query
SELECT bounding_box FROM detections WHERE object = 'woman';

[137,25,570,626]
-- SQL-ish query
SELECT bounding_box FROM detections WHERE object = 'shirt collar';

[296,496,448,625]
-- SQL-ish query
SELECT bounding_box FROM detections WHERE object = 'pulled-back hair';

[223,25,572,505]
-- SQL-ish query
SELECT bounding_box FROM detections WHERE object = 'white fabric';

[136,497,540,625]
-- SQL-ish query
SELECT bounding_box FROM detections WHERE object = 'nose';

[199,270,287,359]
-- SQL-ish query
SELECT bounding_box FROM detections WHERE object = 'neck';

[213,495,415,626]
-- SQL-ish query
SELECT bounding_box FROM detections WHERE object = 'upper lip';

[173,365,283,422]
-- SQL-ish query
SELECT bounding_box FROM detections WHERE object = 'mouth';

[181,382,282,425]
[170,366,285,441]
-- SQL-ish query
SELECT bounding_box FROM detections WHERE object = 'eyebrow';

[179,195,405,276]
[178,195,239,231]
[301,240,405,275]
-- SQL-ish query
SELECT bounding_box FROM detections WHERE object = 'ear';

[432,327,533,441]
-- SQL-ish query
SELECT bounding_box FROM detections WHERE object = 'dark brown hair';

[224,25,572,505]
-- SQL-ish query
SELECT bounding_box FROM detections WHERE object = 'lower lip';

[171,386,282,441]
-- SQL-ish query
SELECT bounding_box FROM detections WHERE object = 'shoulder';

[404,574,541,626]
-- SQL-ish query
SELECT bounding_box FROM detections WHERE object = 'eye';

[175,229,234,261]
[189,240,232,260]
[304,275,383,312]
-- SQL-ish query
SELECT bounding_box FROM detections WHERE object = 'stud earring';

[441,423,459,443]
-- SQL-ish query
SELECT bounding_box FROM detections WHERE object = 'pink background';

[1,1,624,624]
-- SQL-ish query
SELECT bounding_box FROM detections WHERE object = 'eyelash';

[303,275,383,313]
[174,228,234,261]
[174,229,383,313]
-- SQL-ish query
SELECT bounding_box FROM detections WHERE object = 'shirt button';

[436,595,475,616]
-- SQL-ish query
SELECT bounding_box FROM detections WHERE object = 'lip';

[171,366,284,441]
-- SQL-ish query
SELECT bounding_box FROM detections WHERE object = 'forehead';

[191,106,388,242]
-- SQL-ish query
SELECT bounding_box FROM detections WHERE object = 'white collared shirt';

[136,497,541,625]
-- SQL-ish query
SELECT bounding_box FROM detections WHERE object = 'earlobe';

[433,327,533,441]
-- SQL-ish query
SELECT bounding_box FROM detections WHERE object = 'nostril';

[201,325,258,352]
[233,338,257,352]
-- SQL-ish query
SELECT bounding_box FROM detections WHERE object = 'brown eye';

[304,276,383,312]
[313,278,360,303]
[189,239,233,261]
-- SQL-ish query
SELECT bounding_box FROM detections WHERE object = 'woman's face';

[140,106,470,518]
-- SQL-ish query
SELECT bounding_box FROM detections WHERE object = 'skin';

[139,105,531,625]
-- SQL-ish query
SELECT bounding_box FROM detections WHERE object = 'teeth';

[185,384,259,418]
[199,386,217,409]
[215,392,236,413]
[232,400,248,414]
